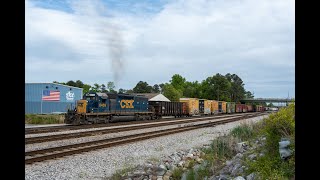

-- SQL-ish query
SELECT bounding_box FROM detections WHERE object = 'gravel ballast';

[25,115,247,152]
[25,114,269,180]
[25,113,246,138]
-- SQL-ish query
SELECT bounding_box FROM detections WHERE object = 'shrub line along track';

[25,113,257,144]
[25,113,266,164]
[25,113,231,135]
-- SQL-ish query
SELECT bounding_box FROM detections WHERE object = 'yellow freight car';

[179,98,199,116]
[204,99,211,115]
[221,101,227,113]
[211,100,219,115]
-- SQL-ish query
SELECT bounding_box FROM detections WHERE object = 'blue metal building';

[25,83,83,114]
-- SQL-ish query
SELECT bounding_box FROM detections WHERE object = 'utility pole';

[41,90,43,114]
[217,86,219,101]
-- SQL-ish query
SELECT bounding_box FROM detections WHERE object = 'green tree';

[162,83,183,101]
[118,88,126,94]
[101,84,107,93]
[75,80,84,88]
[159,83,165,93]
[201,73,231,101]
[245,91,254,99]
[152,84,160,93]
[225,73,246,102]
[183,81,201,98]
[107,81,116,93]
[91,83,101,92]
[82,84,91,94]
[126,89,134,93]
[133,81,153,93]
[53,81,66,85]
[170,74,186,91]
[66,80,77,87]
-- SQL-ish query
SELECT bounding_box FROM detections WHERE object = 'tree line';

[53,73,254,103]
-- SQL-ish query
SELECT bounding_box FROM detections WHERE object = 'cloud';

[26,0,295,98]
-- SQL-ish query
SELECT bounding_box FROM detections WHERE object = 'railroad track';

[25,113,233,135]
[25,113,267,164]
[25,113,257,144]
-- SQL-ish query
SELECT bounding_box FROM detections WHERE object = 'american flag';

[42,90,60,101]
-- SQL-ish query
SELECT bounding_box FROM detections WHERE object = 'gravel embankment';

[25,114,269,180]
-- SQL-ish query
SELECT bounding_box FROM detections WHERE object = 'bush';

[246,104,295,179]
[263,104,295,156]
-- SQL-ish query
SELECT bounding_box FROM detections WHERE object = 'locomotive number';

[99,103,106,107]
[120,100,134,108]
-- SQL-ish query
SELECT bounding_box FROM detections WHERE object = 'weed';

[25,114,64,124]
[172,167,184,180]
[231,123,253,141]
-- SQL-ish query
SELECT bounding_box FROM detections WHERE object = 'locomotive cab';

[76,100,87,113]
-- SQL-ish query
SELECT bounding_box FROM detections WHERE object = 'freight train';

[65,92,265,125]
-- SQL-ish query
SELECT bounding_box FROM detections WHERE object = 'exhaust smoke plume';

[69,0,126,89]
[108,25,125,88]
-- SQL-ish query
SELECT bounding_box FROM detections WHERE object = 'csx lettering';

[120,100,134,108]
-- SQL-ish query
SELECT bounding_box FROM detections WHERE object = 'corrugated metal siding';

[221,101,227,113]
[227,102,236,113]
[204,100,211,114]
[25,102,77,114]
[211,100,219,114]
[25,83,83,114]
[179,98,199,115]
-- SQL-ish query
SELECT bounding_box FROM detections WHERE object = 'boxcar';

[180,98,199,116]
[199,99,211,115]
[211,100,219,114]
[199,99,205,114]
[254,105,264,112]
[243,104,248,112]
[236,104,243,113]
[226,102,236,114]
[220,101,227,113]
[247,104,253,112]
[204,99,211,115]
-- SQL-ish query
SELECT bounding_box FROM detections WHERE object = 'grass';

[25,114,65,124]
[186,169,195,180]
[196,165,211,179]
[231,122,254,141]
[203,135,236,159]
[171,167,184,180]
[109,165,135,180]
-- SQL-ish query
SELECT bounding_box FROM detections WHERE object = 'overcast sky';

[25,0,295,98]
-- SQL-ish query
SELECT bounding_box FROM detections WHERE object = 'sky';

[25,0,295,98]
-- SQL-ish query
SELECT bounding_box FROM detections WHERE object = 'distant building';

[25,83,83,114]
[131,93,171,102]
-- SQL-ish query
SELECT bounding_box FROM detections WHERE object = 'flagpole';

[41,90,43,114]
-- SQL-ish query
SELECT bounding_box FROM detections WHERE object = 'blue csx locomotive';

[65,92,154,125]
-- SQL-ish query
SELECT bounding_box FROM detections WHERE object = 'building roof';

[26,82,83,90]
[132,93,159,99]
[132,93,170,102]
